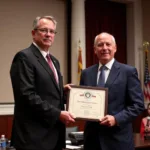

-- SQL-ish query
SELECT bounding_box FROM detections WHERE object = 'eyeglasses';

[35,28,57,35]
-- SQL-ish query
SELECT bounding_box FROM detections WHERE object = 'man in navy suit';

[80,32,145,150]
[10,16,75,150]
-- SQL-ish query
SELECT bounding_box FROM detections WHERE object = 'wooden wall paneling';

[0,111,147,142]
[67,120,85,131]
[132,109,147,133]
[0,116,8,138]
[7,115,13,140]
[0,115,13,140]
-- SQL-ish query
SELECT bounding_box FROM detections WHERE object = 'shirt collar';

[33,42,49,58]
[98,58,115,70]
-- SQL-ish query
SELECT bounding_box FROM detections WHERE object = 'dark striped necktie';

[97,65,106,87]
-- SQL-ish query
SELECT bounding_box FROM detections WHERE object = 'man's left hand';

[64,83,74,92]
[100,115,117,127]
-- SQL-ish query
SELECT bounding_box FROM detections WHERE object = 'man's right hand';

[145,126,150,132]
[59,111,75,125]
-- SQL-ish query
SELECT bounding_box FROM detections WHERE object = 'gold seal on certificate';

[66,85,108,121]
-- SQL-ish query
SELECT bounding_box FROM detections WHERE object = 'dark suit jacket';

[80,60,145,150]
[10,44,65,150]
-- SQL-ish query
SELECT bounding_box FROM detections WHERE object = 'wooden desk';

[5,134,150,150]
[134,133,150,150]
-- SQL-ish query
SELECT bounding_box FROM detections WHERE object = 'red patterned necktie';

[46,54,58,83]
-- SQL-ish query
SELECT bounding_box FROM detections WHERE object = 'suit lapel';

[105,61,120,89]
[31,44,60,91]
[91,64,99,86]
[85,64,98,87]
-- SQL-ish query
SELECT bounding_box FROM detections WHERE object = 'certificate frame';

[66,85,108,121]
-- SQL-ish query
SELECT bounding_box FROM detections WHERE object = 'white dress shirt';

[97,58,115,84]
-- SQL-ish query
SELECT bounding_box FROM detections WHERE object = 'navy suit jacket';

[10,44,65,150]
[80,60,144,150]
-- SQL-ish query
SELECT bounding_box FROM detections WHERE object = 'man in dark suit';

[80,32,145,150]
[10,16,75,150]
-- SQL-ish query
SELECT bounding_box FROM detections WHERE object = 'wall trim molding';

[0,104,14,115]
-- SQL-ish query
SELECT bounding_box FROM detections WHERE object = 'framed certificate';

[66,85,108,121]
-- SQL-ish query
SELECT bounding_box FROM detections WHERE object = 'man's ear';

[31,30,35,36]
[94,47,97,54]
[114,44,117,52]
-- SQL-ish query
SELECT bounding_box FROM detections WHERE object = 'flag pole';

[143,41,150,104]
[77,39,82,85]
[143,41,149,52]
[78,39,81,52]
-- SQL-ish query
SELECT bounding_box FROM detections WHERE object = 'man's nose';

[46,31,51,35]
[103,44,107,49]
[45,32,52,37]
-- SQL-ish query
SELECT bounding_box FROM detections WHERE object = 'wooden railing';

[0,109,147,140]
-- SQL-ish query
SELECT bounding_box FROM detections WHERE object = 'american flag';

[144,50,150,102]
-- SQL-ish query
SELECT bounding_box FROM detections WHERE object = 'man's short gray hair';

[33,16,57,30]
[94,32,116,46]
